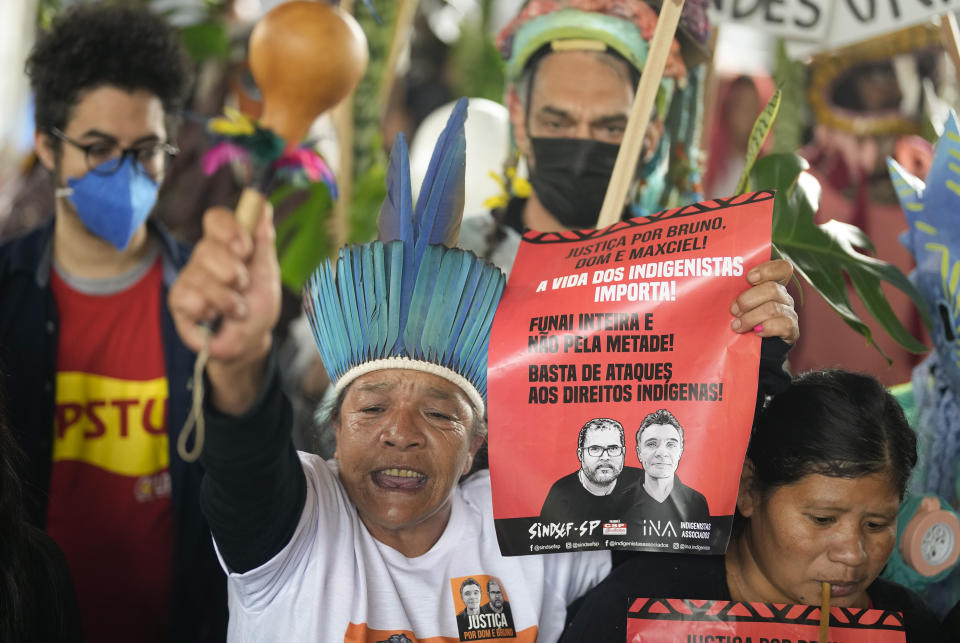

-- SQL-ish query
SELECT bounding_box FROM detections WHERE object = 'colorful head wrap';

[304,100,505,414]
[497,0,710,83]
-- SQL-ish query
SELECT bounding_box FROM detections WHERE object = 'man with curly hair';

[0,5,225,642]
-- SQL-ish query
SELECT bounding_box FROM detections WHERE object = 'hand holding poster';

[627,598,907,642]
[488,193,775,556]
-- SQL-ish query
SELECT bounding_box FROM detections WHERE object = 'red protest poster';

[488,193,774,556]
[626,598,906,642]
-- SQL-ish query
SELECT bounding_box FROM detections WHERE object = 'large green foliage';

[272,182,334,294]
[745,153,930,361]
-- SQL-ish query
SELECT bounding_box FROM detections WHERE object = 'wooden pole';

[698,24,720,170]
[379,0,420,113]
[940,12,960,91]
[332,0,356,249]
[595,0,686,229]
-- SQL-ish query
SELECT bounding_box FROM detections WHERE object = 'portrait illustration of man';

[479,578,515,633]
[456,577,483,632]
[624,409,709,527]
[539,418,642,523]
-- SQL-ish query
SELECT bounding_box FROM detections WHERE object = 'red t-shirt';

[47,257,173,643]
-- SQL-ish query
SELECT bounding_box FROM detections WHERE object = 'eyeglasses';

[583,444,624,458]
[50,128,178,176]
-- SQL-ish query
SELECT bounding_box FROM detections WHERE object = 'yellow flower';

[512,175,532,199]
[482,168,532,209]
[483,195,509,210]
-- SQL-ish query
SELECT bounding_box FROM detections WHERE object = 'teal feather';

[454,269,499,372]
[420,250,470,362]
[337,252,362,365]
[384,241,403,356]
[404,245,444,359]
[444,259,485,360]
[413,97,468,253]
[303,98,504,408]
[352,247,371,360]
[363,244,381,360]
[324,257,352,378]
[377,133,414,246]
[462,274,506,392]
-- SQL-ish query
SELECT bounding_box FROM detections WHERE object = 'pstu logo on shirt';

[603,521,627,535]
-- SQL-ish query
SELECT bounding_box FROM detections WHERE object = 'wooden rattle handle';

[236,187,269,233]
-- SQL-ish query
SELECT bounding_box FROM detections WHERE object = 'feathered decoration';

[208,107,257,136]
[883,112,960,614]
[202,109,338,196]
[202,142,248,176]
[303,97,505,413]
[888,111,960,396]
[413,96,468,250]
[273,147,339,198]
[377,133,414,245]
[204,108,286,167]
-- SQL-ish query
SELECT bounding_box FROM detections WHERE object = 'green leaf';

[272,182,334,293]
[749,153,930,362]
[348,162,388,244]
[178,22,230,61]
[736,89,781,195]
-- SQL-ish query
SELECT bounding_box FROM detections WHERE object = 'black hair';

[0,382,77,640]
[0,383,26,639]
[635,408,684,446]
[748,369,917,500]
[460,577,481,596]
[577,418,625,450]
[26,4,191,138]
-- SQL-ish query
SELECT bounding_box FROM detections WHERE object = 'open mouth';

[373,467,428,490]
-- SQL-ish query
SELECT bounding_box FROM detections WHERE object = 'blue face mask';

[56,156,159,250]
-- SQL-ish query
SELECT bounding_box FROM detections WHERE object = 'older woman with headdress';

[170,102,612,642]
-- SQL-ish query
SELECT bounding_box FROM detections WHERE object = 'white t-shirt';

[217,454,610,642]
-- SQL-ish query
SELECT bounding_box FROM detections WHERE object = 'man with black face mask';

[0,5,226,642]
[461,1,707,261]
[459,0,798,371]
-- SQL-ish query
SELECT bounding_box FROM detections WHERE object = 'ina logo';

[641,519,677,538]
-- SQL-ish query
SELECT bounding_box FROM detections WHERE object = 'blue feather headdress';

[888,113,960,505]
[303,98,506,413]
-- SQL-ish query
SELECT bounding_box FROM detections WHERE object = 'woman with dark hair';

[560,370,945,642]
[0,387,79,642]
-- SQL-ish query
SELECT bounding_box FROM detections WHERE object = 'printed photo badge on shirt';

[488,193,774,556]
[627,598,906,642]
[450,575,517,641]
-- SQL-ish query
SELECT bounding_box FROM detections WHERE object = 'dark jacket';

[0,218,227,642]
